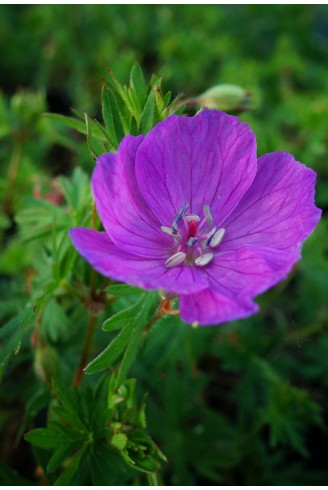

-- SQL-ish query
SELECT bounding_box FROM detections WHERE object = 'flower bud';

[196,84,253,112]
[34,343,59,382]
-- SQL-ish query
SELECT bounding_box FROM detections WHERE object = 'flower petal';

[92,135,170,258]
[204,245,301,300]
[69,228,208,294]
[179,288,258,326]
[135,110,257,226]
[221,152,321,251]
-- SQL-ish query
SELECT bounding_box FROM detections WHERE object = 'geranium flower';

[70,110,321,325]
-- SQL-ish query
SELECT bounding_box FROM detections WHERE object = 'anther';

[172,203,189,234]
[203,205,213,226]
[206,227,217,245]
[209,228,225,247]
[187,237,198,247]
[185,214,201,222]
[195,252,214,267]
[161,226,182,238]
[165,251,187,268]
[174,203,189,224]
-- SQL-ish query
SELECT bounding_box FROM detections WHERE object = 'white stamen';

[187,237,198,247]
[161,226,181,238]
[203,205,213,226]
[165,251,187,268]
[195,252,214,267]
[206,226,217,245]
[209,228,225,247]
[184,214,201,222]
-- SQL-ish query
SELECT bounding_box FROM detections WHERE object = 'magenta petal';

[92,135,171,258]
[222,152,321,251]
[135,110,257,226]
[179,288,258,326]
[69,228,208,294]
[204,245,301,299]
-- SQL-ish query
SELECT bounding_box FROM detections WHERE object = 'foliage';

[1,5,328,485]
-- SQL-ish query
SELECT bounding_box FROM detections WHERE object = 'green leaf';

[42,298,71,342]
[0,308,34,379]
[24,428,71,449]
[129,115,138,136]
[84,112,105,157]
[44,113,86,134]
[116,294,155,386]
[138,90,155,134]
[45,113,107,142]
[47,443,78,473]
[106,283,144,297]
[54,445,87,486]
[52,379,87,431]
[130,63,147,105]
[85,294,155,374]
[102,296,145,332]
[101,86,125,146]
[93,119,115,150]
[85,323,134,374]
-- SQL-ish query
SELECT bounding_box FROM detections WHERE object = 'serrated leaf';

[138,90,155,134]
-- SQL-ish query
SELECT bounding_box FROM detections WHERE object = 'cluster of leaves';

[24,376,165,485]
[47,63,185,158]
[0,65,187,485]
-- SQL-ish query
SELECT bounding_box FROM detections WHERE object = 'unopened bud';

[196,84,253,113]
[34,344,59,382]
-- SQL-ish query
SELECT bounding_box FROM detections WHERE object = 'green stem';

[73,200,100,386]
[73,311,98,386]
[3,139,23,216]
[143,308,164,337]
[147,472,160,486]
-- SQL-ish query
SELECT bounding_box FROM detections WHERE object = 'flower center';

[161,203,226,268]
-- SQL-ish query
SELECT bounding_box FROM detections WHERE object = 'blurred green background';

[1,4,328,485]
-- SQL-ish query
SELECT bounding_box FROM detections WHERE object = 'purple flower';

[70,110,321,326]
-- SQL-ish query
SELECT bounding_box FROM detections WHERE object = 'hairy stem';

[73,311,98,386]
[73,200,100,386]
